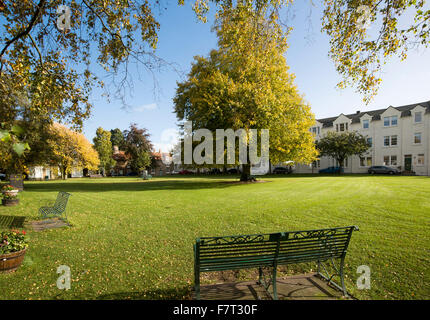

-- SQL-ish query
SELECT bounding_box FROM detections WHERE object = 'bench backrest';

[53,191,71,213]
[277,226,357,265]
[195,226,358,272]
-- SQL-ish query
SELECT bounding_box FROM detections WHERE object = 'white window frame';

[417,154,425,166]
[414,132,422,144]
[362,119,369,129]
[391,135,398,146]
[383,115,398,127]
[383,155,397,166]
[414,112,422,123]
[383,155,390,166]
[384,136,390,147]
[360,156,372,167]
[383,117,390,127]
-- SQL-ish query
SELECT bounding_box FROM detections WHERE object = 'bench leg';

[194,269,200,300]
[339,257,347,297]
[272,264,278,300]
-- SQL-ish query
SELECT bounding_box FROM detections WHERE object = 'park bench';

[194,225,358,300]
[39,191,72,223]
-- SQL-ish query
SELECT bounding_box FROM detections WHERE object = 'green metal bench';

[194,225,358,299]
[39,191,72,222]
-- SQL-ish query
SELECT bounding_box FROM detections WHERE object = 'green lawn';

[0,175,429,300]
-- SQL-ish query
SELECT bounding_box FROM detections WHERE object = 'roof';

[317,100,430,128]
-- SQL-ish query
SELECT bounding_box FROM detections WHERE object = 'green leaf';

[12,142,30,156]
[0,130,11,142]
[11,125,25,135]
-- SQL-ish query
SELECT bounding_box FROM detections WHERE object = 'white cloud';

[134,103,157,112]
[152,128,180,153]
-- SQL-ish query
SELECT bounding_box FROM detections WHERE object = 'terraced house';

[295,100,430,176]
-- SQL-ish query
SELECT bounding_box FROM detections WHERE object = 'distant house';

[151,149,173,176]
[28,165,84,180]
[28,166,57,180]
[112,146,131,176]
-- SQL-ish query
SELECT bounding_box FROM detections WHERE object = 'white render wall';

[295,104,429,175]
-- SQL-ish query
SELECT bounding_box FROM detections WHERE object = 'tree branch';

[0,0,47,75]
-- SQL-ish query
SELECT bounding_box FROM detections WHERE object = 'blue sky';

[82,1,430,151]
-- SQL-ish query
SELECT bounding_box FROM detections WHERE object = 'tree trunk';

[240,164,254,181]
[337,158,344,174]
[60,166,67,180]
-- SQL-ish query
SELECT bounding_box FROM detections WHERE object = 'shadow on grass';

[0,215,26,229]
[96,286,192,300]
[21,174,426,194]
[23,178,241,193]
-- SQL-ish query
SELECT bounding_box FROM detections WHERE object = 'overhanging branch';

[0,0,47,75]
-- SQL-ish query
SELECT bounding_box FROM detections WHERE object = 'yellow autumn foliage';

[48,123,99,178]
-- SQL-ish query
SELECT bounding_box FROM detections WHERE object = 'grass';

[0,175,429,300]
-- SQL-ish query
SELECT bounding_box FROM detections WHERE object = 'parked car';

[126,172,138,176]
[272,166,292,174]
[368,166,400,175]
[179,170,194,175]
[319,166,343,174]
[0,173,6,181]
[227,168,239,174]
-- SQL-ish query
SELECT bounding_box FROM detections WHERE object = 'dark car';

[126,172,138,176]
[319,166,343,174]
[0,173,6,181]
[272,166,292,174]
[368,166,399,175]
[227,168,239,174]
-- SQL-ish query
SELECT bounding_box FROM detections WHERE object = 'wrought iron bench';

[39,191,72,222]
[194,225,358,299]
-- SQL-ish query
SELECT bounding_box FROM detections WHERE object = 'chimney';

[356,110,360,114]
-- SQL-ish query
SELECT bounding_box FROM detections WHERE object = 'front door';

[404,155,412,171]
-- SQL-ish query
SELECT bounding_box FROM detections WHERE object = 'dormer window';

[383,116,398,127]
[415,112,422,123]
[362,119,369,129]
[336,122,348,132]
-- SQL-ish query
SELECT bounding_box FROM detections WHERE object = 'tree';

[93,127,116,175]
[0,120,52,175]
[110,128,125,150]
[174,4,317,181]
[316,131,371,173]
[0,0,166,130]
[48,123,100,179]
[192,0,430,103]
[123,123,153,173]
[321,0,430,103]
